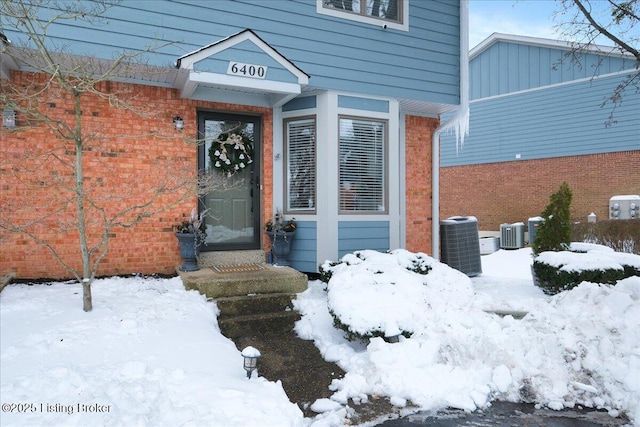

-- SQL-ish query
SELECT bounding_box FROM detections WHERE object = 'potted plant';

[265,211,296,266]
[175,207,208,272]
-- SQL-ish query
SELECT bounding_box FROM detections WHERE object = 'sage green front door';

[198,112,261,251]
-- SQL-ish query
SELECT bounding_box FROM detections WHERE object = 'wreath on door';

[208,133,254,175]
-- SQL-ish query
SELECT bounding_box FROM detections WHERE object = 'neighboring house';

[0,0,467,278]
[440,33,639,234]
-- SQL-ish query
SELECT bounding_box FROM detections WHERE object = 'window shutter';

[286,118,316,211]
[339,117,386,212]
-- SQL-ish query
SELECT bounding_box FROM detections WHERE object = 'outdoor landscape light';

[3,106,16,128]
[241,346,261,379]
[385,334,401,343]
[173,116,184,130]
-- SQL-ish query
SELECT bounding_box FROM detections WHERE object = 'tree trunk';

[82,282,93,312]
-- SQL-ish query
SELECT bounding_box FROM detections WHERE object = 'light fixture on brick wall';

[3,106,16,128]
[173,116,184,130]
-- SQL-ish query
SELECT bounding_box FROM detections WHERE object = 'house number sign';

[227,62,267,79]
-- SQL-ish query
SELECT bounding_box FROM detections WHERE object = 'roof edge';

[470,33,635,61]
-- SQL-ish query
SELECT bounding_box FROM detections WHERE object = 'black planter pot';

[267,230,295,266]
[175,232,201,272]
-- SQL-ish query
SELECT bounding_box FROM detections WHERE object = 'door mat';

[211,264,266,273]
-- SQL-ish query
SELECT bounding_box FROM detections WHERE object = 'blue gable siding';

[338,221,390,258]
[287,221,317,273]
[193,41,299,84]
[470,40,638,100]
[2,0,460,107]
[441,71,640,166]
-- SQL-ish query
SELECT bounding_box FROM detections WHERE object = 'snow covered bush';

[319,249,471,341]
[533,243,640,295]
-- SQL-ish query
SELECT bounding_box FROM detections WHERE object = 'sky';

[468,0,640,50]
[469,0,561,48]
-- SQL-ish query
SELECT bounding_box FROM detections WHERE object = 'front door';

[198,112,261,251]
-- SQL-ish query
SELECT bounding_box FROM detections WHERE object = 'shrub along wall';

[572,219,640,254]
[440,151,639,231]
[0,71,273,279]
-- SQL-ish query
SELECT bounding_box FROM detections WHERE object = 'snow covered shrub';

[572,219,640,255]
[320,249,471,342]
[532,182,573,256]
[532,244,640,295]
[319,250,432,284]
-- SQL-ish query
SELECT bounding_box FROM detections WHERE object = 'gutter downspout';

[431,0,470,259]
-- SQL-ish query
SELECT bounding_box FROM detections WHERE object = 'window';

[323,0,401,22]
[285,117,316,212]
[339,116,386,213]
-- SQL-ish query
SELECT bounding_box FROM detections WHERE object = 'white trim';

[387,99,401,250]
[316,0,409,32]
[178,30,309,85]
[316,92,339,265]
[398,111,407,249]
[176,29,309,106]
[272,106,284,219]
[186,71,302,95]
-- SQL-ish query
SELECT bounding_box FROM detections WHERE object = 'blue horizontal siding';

[441,72,640,166]
[289,221,317,273]
[338,221,390,257]
[2,0,460,106]
[471,41,638,100]
[338,96,389,113]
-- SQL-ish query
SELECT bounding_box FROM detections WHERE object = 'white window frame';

[316,0,409,31]
[338,115,388,214]
[284,116,317,214]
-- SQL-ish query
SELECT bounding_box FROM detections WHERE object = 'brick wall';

[440,150,640,231]
[1,71,272,279]
[404,115,439,255]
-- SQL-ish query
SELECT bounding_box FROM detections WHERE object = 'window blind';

[339,117,386,212]
[286,118,316,211]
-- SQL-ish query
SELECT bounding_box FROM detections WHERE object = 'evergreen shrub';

[531,182,573,256]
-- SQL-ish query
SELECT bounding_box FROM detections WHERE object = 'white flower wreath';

[208,133,254,175]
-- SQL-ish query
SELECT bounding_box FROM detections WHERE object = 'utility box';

[528,217,544,245]
[500,222,525,249]
[440,216,482,277]
[479,237,499,255]
[610,195,640,219]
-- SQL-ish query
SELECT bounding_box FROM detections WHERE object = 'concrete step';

[218,311,301,339]
[198,250,265,267]
[216,293,297,318]
[178,264,308,299]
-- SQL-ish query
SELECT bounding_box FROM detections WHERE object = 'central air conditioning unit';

[500,222,525,249]
[610,195,640,219]
[440,216,482,277]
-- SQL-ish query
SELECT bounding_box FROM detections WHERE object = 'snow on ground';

[0,277,303,427]
[294,248,640,426]
[1,248,639,426]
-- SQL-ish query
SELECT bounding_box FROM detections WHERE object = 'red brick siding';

[440,151,640,231]
[1,71,272,279]
[405,115,439,255]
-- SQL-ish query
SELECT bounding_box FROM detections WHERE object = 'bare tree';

[0,0,223,311]
[554,0,639,125]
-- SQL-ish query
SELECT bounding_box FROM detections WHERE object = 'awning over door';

[176,29,309,108]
